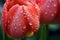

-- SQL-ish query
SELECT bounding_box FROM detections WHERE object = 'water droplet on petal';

[27,17,29,19]
[54,4,56,7]
[45,12,47,14]
[21,11,23,13]
[23,13,25,15]
[23,26,26,29]
[27,14,30,17]
[47,5,49,7]
[29,22,32,25]
[51,13,54,16]
[8,20,10,23]
[15,27,16,29]
[19,24,21,26]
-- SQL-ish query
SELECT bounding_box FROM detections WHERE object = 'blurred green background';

[0,0,60,40]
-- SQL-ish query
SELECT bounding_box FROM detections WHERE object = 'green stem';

[2,31,5,40]
[14,39,21,40]
[39,24,48,40]
[1,25,5,40]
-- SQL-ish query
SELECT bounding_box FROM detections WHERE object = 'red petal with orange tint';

[23,1,40,33]
[7,5,27,38]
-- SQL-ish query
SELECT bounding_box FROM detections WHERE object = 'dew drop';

[27,17,29,19]
[24,16,26,17]
[8,20,10,23]
[45,12,47,14]
[29,22,32,25]
[23,26,26,29]
[50,0,52,2]
[15,27,16,29]
[5,24,6,26]
[23,13,25,15]
[21,11,23,13]
[35,27,39,30]
[34,30,36,32]
[19,24,21,26]
[27,14,30,17]
[14,24,16,26]
[47,5,49,7]
[32,26,33,28]
[51,13,54,16]
[54,4,56,7]
[15,16,18,19]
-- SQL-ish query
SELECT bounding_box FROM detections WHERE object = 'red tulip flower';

[2,0,40,38]
[37,0,58,24]
[54,0,60,23]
